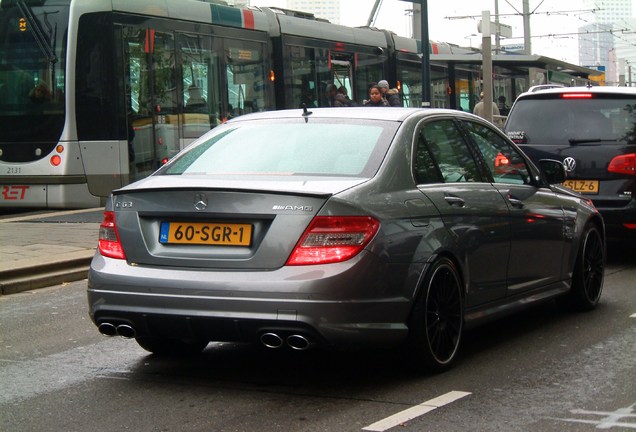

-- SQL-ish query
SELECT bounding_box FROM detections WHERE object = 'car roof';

[226,107,485,123]
[517,85,636,99]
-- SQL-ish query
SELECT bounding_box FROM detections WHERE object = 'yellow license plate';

[562,180,599,194]
[159,221,252,246]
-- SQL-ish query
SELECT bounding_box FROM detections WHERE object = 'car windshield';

[505,96,636,145]
[158,118,398,177]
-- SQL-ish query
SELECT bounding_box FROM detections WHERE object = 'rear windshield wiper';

[568,138,618,145]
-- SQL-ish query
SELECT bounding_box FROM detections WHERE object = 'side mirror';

[539,159,567,184]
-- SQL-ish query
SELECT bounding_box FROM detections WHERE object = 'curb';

[0,250,95,295]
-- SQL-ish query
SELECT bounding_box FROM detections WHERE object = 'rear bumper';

[87,252,421,350]
[596,202,636,238]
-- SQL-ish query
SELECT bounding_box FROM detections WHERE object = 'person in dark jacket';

[377,80,401,107]
[363,85,389,107]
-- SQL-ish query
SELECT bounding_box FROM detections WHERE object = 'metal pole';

[523,0,531,55]
[619,58,626,86]
[366,0,382,27]
[482,10,493,123]
[421,0,431,107]
[494,0,500,54]
[411,2,421,39]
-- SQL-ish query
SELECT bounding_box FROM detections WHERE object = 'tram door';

[123,28,178,182]
[331,59,353,100]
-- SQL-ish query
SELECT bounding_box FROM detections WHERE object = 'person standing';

[363,85,389,107]
[325,84,347,107]
[377,80,401,107]
[473,91,500,119]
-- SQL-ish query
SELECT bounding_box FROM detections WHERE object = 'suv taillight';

[98,211,126,260]
[608,153,636,176]
[286,216,380,265]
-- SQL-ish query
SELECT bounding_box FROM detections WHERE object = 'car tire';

[562,224,605,311]
[406,257,464,373]
[135,337,208,356]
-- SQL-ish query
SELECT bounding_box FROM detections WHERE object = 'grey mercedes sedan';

[88,108,605,371]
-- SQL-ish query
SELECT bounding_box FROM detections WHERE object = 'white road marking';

[362,390,471,431]
[551,402,636,429]
[630,313,636,318]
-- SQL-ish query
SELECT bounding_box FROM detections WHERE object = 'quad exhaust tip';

[260,332,284,349]
[97,322,136,339]
[98,322,117,337]
[286,334,311,351]
[116,324,136,339]
[260,332,312,351]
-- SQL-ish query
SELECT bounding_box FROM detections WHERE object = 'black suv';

[505,86,636,238]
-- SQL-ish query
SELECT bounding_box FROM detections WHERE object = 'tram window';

[331,59,353,99]
[397,62,422,108]
[354,53,385,105]
[76,13,119,141]
[286,45,317,109]
[315,47,331,107]
[224,39,266,118]
[122,27,179,179]
[179,33,220,138]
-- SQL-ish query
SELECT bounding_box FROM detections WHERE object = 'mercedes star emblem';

[194,193,208,211]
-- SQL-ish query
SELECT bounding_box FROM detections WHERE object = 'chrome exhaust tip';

[116,324,136,339]
[286,334,311,351]
[260,332,284,349]
[98,322,117,337]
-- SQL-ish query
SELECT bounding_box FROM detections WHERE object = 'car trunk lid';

[110,176,368,270]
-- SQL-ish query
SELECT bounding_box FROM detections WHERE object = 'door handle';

[507,194,524,209]
[444,196,465,207]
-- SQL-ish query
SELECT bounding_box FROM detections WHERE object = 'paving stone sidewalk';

[0,208,102,294]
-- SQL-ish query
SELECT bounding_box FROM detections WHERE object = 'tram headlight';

[35,148,42,157]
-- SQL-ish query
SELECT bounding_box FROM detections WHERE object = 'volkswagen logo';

[194,193,208,211]
[563,157,576,173]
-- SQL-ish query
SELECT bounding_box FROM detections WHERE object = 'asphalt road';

[1,245,634,432]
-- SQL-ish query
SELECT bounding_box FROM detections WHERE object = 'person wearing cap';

[377,80,401,107]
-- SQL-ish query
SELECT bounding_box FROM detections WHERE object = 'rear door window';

[415,119,483,183]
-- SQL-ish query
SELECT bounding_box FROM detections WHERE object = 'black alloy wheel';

[568,225,605,311]
[407,257,464,372]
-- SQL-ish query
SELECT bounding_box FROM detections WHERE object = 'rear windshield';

[505,95,636,145]
[158,118,398,178]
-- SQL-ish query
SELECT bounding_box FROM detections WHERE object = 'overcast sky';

[250,0,636,66]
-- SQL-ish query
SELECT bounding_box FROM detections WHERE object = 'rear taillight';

[286,216,380,266]
[98,211,126,260]
[607,153,636,175]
